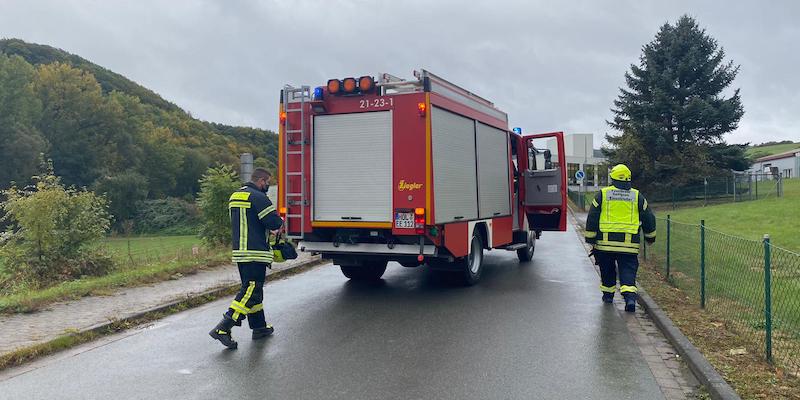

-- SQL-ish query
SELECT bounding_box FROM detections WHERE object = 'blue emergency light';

[313,86,324,100]
[512,127,522,134]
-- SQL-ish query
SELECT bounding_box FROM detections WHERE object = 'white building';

[749,149,800,179]
[548,133,608,189]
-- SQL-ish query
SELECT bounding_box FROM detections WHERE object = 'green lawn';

[0,234,225,313]
[746,142,800,159]
[103,235,204,265]
[656,178,799,251]
[644,179,800,372]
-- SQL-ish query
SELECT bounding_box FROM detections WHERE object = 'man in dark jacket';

[584,164,656,312]
[209,168,284,349]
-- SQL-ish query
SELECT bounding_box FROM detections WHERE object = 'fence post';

[763,234,773,363]
[642,228,647,261]
[671,189,676,210]
[700,219,706,309]
[703,178,708,207]
[666,215,671,280]
[755,174,759,200]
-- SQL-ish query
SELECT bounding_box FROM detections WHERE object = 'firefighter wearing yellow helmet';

[585,164,656,312]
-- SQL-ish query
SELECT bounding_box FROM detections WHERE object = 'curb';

[0,256,328,370]
[637,290,741,400]
[567,206,740,400]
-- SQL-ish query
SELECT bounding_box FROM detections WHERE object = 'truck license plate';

[394,212,414,229]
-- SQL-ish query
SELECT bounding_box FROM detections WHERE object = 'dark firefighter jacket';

[229,182,284,263]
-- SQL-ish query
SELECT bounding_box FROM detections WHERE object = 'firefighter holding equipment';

[584,164,656,312]
[209,168,284,349]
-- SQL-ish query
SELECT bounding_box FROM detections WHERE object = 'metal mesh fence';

[770,244,800,373]
[644,217,800,374]
[102,239,223,269]
[567,190,596,211]
[646,173,785,210]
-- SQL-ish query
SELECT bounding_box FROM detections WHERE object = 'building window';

[585,164,596,186]
[597,164,608,186]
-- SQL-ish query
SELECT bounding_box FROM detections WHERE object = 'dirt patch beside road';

[638,264,800,399]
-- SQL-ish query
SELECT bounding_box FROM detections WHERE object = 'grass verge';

[639,262,800,399]
[0,249,228,314]
[0,257,325,371]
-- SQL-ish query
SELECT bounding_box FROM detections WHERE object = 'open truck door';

[519,132,567,232]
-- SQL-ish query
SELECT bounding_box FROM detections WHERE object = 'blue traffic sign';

[575,170,585,180]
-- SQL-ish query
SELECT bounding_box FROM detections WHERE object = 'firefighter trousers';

[595,251,639,298]
[225,262,269,329]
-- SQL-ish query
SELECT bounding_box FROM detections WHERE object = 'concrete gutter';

[567,205,741,400]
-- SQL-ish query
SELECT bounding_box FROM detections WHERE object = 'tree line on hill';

[0,39,277,231]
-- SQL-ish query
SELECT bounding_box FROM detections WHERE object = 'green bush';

[197,165,239,246]
[133,198,199,235]
[0,164,113,289]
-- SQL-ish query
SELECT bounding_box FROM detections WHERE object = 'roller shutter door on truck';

[432,107,478,224]
[476,122,511,218]
[313,111,393,222]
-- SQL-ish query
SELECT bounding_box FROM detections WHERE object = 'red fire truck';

[278,70,566,285]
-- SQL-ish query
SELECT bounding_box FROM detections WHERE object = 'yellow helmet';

[610,164,632,182]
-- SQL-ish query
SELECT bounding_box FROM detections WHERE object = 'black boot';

[252,324,274,340]
[624,296,636,313]
[602,292,614,304]
[209,315,238,349]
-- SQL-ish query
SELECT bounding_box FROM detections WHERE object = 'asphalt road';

[0,224,664,400]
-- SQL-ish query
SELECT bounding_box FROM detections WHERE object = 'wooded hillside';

[0,39,277,226]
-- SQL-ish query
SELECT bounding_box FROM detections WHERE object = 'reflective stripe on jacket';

[584,185,656,254]
[229,182,284,264]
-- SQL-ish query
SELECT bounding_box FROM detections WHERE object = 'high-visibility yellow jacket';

[584,185,656,254]
[229,182,284,264]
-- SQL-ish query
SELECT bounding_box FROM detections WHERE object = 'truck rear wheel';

[340,261,388,281]
[517,231,535,262]
[455,230,484,286]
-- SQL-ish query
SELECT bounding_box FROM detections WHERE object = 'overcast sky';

[1,0,798,147]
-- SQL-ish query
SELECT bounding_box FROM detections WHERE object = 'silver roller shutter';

[431,107,478,224]
[313,111,393,222]
[476,122,511,218]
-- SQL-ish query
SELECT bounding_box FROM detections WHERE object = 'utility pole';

[240,153,253,183]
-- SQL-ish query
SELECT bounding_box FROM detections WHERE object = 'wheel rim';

[527,232,535,256]
[468,236,482,274]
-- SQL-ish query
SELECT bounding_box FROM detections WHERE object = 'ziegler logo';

[397,180,423,191]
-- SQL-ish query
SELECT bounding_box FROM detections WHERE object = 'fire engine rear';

[278,70,566,285]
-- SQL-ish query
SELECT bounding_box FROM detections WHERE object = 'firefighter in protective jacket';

[584,164,656,312]
[210,168,284,349]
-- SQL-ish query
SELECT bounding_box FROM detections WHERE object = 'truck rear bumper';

[298,241,437,256]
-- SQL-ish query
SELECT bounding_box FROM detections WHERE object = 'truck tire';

[399,261,421,268]
[517,230,536,262]
[455,230,484,286]
[340,261,388,281]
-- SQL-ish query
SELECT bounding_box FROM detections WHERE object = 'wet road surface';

[0,225,664,399]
